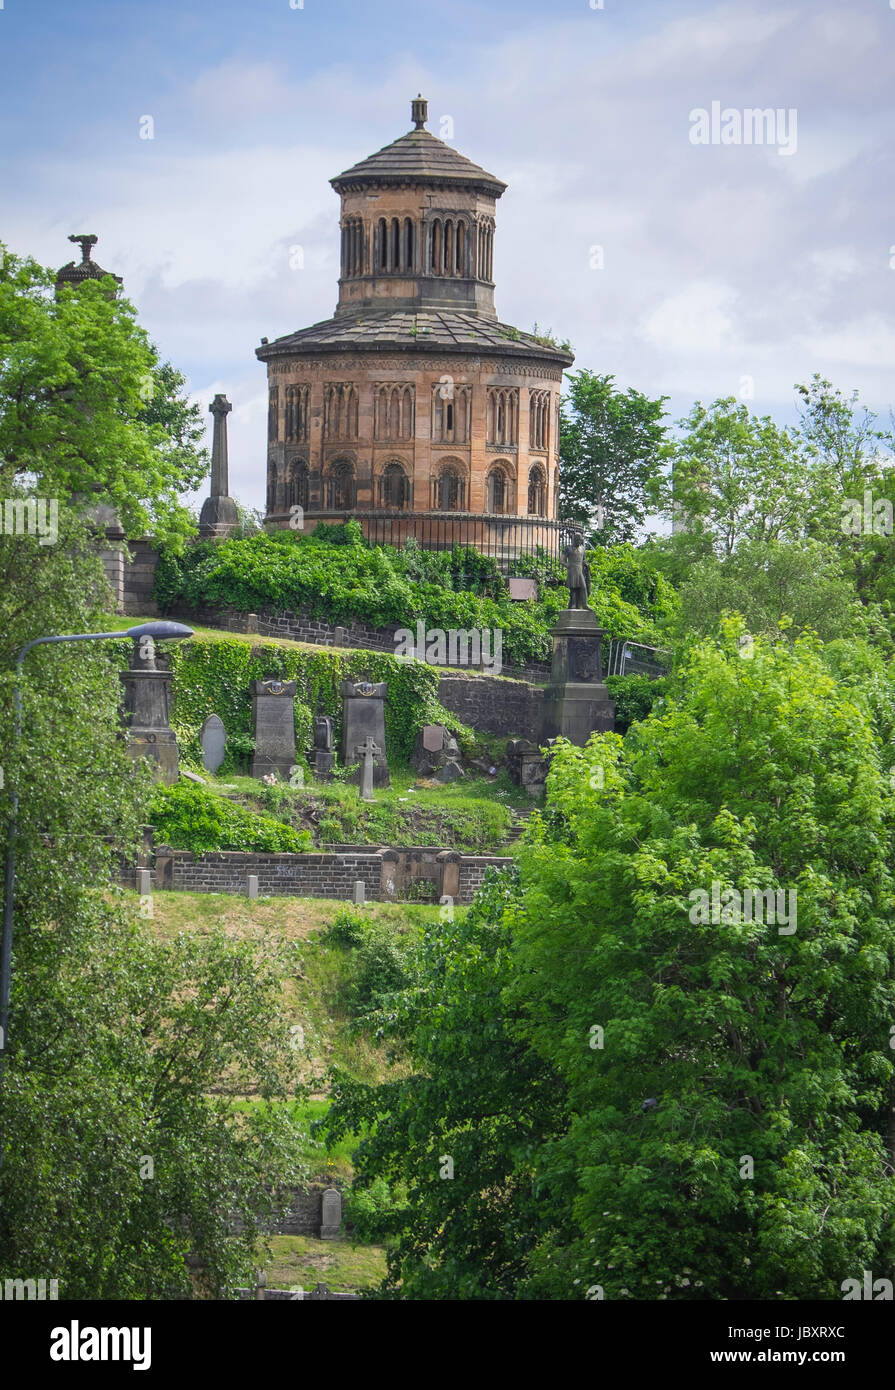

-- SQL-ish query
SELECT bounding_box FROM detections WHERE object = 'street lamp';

[0,620,194,1060]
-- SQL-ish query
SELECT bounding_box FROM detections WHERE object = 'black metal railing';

[279,508,577,566]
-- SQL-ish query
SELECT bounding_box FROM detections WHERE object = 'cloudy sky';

[2,0,893,511]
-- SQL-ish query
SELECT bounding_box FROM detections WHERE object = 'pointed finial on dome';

[411,94,428,130]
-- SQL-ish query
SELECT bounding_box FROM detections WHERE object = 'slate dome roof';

[255,308,572,366]
[330,97,506,198]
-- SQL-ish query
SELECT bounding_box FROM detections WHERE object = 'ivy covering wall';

[165,635,470,772]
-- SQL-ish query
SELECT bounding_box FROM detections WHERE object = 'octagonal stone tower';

[257,97,574,562]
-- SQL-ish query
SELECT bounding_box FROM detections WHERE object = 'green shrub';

[323,909,367,949]
[604,673,669,733]
[149,782,313,854]
[347,1176,407,1243]
[154,533,674,670]
[347,924,417,1014]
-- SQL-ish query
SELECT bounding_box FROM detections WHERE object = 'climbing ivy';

[167,636,470,771]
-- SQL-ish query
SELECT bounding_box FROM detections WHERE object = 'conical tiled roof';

[331,103,505,198]
[256,308,572,366]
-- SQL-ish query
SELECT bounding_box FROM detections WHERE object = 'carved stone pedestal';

[539,607,615,746]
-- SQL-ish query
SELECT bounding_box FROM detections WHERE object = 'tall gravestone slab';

[250,678,297,779]
[340,679,389,787]
[539,607,614,746]
[119,637,180,783]
[320,1188,342,1240]
[312,714,335,779]
[199,714,226,774]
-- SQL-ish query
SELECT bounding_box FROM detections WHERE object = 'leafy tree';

[510,624,895,1298]
[672,537,882,648]
[559,371,667,544]
[323,868,570,1299]
[660,398,811,557]
[0,243,207,547]
[325,624,895,1299]
[0,521,304,1298]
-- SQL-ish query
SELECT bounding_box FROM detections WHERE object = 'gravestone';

[250,679,297,779]
[320,1188,342,1240]
[341,679,389,787]
[247,875,259,900]
[312,713,335,779]
[199,714,226,774]
[411,724,464,782]
[353,880,365,906]
[119,637,180,783]
[355,736,380,802]
[508,577,538,601]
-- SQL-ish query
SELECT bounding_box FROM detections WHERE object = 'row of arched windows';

[285,384,310,443]
[324,383,359,441]
[431,383,471,443]
[429,218,466,276]
[487,387,518,446]
[270,458,554,517]
[375,218,415,274]
[272,382,544,446]
[340,218,365,278]
[374,385,414,441]
[338,214,494,279]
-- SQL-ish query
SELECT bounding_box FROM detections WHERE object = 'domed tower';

[257,97,573,560]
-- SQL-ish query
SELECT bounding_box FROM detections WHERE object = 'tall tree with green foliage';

[0,518,304,1298]
[559,371,667,545]
[0,243,207,546]
[511,623,895,1298]
[329,623,895,1299]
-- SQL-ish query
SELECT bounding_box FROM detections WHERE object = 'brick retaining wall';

[133,844,512,905]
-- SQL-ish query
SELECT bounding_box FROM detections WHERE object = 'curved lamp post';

[0,620,194,1061]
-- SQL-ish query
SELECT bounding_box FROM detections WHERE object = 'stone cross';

[355,736,381,802]
[209,393,233,499]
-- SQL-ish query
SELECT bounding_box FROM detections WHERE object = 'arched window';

[456,221,465,274]
[527,465,546,516]
[285,385,309,443]
[325,383,358,440]
[431,384,470,443]
[404,218,414,271]
[487,388,517,446]
[435,465,465,512]
[378,461,410,509]
[487,466,510,515]
[444,220,453,275]
[377,218,388,271]
[268,387,279,443]
[431,220,442,273]
[326,460,355,511]
[288,458,309,511]
[529,390,550,450]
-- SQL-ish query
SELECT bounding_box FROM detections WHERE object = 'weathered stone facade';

[257,97,573,557]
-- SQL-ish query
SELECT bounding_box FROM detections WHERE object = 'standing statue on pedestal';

[562,532,591,610]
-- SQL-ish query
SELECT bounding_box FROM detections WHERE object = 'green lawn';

[258,1234,387,1295]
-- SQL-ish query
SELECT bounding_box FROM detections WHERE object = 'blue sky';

[2,0,893,510]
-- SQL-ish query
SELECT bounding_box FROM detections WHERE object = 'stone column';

[199,394,239,538]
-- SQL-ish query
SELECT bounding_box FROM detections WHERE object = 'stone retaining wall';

[436,671,544,742]
[167,601,551,684]
[130,843,512,906]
